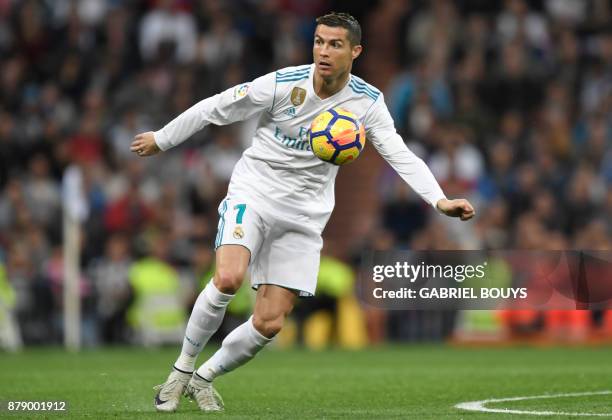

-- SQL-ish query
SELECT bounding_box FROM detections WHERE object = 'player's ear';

[351,45,362,60]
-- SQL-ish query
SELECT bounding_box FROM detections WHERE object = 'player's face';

[313,25,362,79]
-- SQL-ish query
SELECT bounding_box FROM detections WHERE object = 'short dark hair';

[315,12,361,46]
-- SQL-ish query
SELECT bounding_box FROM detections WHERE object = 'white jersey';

[154,64,446,230]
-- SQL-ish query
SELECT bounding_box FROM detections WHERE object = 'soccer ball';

[309,107,366,165]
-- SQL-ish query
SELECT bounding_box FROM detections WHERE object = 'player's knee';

[252,313,285,338]
[213,268,243,294]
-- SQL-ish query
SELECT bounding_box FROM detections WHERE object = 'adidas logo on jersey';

[283,107,297,118]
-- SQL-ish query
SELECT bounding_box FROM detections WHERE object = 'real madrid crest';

[290,87,306,106]
[233,226,244,239]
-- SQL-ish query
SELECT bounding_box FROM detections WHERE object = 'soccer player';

[131,12,475,412]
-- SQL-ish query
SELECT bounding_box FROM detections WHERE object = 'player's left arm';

[364,94,475,221]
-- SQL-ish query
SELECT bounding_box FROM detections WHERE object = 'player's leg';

[187,285,297,411]
[154,245,249,412]
[155,196,263,412]
[174,245,250,372]
[199,284,296,377]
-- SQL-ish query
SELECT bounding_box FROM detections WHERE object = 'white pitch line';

[455,390,612,417]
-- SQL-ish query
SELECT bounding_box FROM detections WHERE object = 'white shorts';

[214,195,323,297]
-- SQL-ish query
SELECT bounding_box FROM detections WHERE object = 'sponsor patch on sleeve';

[232,83,250,101]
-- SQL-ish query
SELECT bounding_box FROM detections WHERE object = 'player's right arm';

[130,72,276,156]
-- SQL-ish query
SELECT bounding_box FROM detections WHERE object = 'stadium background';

[0,0,610,352]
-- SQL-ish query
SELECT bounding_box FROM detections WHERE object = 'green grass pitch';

[0,345,610,419]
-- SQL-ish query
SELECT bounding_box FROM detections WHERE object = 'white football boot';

[185,373,224,412]
[153,368,192,412]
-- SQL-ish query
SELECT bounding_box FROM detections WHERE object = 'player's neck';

[313,71,349,99]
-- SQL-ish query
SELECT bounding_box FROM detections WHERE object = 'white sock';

[196,316,272,381]
[174,281,234,372]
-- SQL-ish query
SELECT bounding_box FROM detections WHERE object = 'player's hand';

[130,131,161,157]
[436,198,475,221]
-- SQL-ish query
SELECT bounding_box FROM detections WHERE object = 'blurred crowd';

[0,0,610,347]
[362,0,612,254]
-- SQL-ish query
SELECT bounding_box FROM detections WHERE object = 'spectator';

[88,234,133,344]
[23,154,61,229]
[139,0,197,64]
[127,231,186,345]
